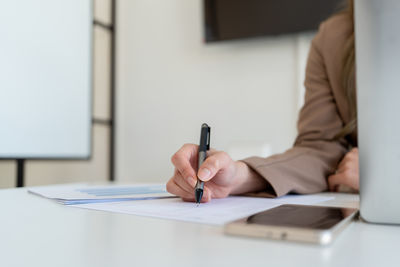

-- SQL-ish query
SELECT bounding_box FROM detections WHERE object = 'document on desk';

[28,183,175,205]
[74,195,333,225]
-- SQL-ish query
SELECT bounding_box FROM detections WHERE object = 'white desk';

[0,187,399,267]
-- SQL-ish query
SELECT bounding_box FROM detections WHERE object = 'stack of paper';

[28,183,175,205]
[28,183,334,225]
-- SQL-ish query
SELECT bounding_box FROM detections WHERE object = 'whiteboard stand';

[16,159,25,187]
[93,0,117,182]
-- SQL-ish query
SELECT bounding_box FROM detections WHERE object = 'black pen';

[195,123,210,205]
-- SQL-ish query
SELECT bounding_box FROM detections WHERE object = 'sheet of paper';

[75,195,333,225]
[28,183,174,204]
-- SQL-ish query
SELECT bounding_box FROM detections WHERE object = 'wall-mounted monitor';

[204,0,344,42]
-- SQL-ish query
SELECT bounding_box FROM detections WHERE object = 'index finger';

[171,144,198,180]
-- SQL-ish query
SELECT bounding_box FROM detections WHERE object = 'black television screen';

[204,0,345,42]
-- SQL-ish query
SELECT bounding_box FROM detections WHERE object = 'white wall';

[116,0,314,183]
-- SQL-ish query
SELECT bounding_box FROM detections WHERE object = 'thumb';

[197,151,231,182]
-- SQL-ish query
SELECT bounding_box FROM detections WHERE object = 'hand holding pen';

[167,123,269,203]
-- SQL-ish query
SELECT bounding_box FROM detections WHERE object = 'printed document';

[75,195,333,225]
[28,183,174,204]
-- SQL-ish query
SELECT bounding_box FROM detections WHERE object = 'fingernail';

[198,168,211,180]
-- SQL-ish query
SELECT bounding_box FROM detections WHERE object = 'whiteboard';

[0,0,92,159]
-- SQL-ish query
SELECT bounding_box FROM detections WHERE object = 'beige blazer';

[243,14,356,197]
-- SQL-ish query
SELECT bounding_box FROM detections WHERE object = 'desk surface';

[1,187,399,267]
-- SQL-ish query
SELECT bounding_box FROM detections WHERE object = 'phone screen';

[246,205,357,230]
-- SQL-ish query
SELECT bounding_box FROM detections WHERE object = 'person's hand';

[166,144,240,203]
[328,148,359,192]
[167,143,268,202]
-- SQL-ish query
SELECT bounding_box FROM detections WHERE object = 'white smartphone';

[224,204,358,245]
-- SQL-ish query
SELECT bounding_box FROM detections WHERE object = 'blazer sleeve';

[242,23,349,197]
